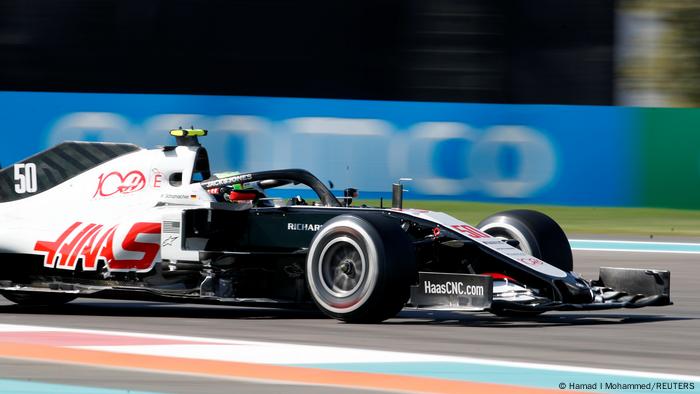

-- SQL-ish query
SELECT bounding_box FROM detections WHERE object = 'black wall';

[0,0,614,104]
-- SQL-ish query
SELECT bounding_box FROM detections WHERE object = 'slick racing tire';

[478,210,572,318]
[477,209,573,272]
[306,215,413,323]
[1,291,77,306]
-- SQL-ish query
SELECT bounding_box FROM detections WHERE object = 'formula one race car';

[0,129,672,322]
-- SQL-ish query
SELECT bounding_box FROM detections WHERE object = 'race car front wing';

[408,267,671,313]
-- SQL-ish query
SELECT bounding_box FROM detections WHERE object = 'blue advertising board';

[0,91,636,206]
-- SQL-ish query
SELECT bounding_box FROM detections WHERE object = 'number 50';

[14,163,38,194]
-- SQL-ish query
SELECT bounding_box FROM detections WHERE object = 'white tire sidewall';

[306,218,379,314]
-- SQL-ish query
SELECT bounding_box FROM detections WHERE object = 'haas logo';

[34,222,161,272]
[93,171,147,198]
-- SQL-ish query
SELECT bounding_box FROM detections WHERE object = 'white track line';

[570,239,700,254]
[572,239,700,246]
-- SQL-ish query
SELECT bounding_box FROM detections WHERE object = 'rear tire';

[1,291,77,306]
[306,215,413,323]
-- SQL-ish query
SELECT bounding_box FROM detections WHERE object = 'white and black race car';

[0,129,671,322]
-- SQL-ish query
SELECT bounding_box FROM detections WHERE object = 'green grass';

[355,200,700,237]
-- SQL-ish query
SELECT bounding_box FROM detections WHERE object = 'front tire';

[477,210,572,318]
[306,215,413,323]
[477,209,573,272]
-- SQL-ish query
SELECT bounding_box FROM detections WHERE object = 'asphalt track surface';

[0,245,698,393]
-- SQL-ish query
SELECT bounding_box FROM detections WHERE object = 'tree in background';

[617,0,700,107]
